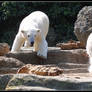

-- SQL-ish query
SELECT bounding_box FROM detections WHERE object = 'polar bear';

[86,32,92,72]
[11,11,49,59]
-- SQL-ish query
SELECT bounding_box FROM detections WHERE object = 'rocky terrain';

[1,6,92,91]
[0,45,91,91]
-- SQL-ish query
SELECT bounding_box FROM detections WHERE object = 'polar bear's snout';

[29,36,34,46]
[30,41,34,46]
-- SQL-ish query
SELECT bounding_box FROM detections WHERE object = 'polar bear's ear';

[21,30,27,35]
[37,30,40,32]
[21,30,25,33]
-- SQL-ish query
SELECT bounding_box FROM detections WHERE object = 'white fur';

[11,11,49,59]
[88,57,92,73]
[86,33,92,73]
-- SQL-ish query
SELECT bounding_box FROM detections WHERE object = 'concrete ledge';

[5,74,92,91]
[5,47,89,65]
[5,47,89,74]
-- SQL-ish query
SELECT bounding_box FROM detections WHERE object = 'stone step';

[4,47,89,75]
[58,63,89,69]
[5,74,92,91]
[64,68,88,73]
[0,68,18,74]
[5,47,89,65]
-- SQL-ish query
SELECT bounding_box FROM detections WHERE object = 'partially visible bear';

[11,11,49,59]
[86,33,92,72]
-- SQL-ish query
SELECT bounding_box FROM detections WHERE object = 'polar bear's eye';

[28,35,30,37]
[37,30,40,32]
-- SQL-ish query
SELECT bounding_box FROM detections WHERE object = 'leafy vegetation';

[0,1,92,47]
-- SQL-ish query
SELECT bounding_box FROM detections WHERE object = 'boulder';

[0,56,24,74]
[74,6,92,47]
[0,43,10,56]
[0,74,13,91]
[17,64,63,76]
[5,73,92,91]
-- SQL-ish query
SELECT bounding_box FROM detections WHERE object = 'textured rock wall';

[74,6,92,47]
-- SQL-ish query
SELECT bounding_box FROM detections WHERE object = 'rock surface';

[5,47,89,74]
[0,43,10,56]
[74,6,92,47]
[5,47,89,66]
[0,56,24,74]
[17,64,63,76]
[0,47,91,91]
[5,73,92,91]
[0,74,13,91]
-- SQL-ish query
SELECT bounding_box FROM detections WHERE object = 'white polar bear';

[11,11,49,59]
[86,32,92,73]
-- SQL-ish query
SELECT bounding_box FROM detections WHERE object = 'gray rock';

[5,47,89,74]
[0,56,24,68]
[0,74,13,91]
[5,73,92,91]
[74,6,92,47]
[0,47,90,91]
[0,56,24,74]
[5,47,89,65]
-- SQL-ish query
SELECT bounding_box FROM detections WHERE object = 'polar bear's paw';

[37,51,47,59]
[88,65,92,73]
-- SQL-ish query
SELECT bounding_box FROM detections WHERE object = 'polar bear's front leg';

[88,57,92,73]
[86,33,92,73]
[24,40,30,48]
[11,33,25,52]
[37,38,48,59]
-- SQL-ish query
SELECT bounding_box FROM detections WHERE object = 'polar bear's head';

[21,28,41,46]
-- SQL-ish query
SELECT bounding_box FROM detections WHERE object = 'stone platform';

[0,47,91,91]
[5,47,89,74]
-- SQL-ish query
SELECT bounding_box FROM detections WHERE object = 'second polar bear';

[11,11,49,59]
[86,32,92,72]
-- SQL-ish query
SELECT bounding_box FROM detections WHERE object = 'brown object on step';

[56,40,85,50]
[17,64,63,76]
